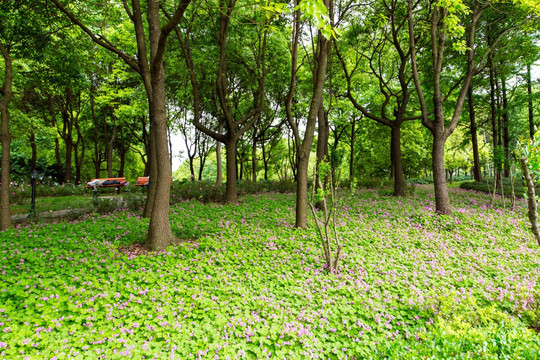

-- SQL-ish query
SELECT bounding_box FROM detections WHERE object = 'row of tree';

[0,0,539,250]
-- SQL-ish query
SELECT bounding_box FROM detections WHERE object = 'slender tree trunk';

[91,92,101,178]
[528,63,534,138]
[295,151,310,228]
[262,141,268,180]
[54,138,64,182]
[143,121,157,218]
[520,158,540,245]
[468,82,482,182]
[349,121,355,181]
[432,131,451,213]
[0,44,12,230]
[216,120,223,186]
[502,79,509,177]
[252,132,257,182]
[316,105,329,208]
[391,125,405,196]
[225,139,238,203]
[106,115,117,178]
[29,131,37,173]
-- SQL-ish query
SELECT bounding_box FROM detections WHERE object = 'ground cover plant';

[2,186,540,359]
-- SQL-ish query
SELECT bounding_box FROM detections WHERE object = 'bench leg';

[116,187,120,195]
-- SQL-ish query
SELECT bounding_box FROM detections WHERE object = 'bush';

[92,197,121,214]
[123,192,146,211]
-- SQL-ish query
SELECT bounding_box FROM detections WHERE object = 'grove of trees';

[0,0,539,249]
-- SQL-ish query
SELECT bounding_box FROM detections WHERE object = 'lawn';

[9,195,94,215]
[2,186,540,359]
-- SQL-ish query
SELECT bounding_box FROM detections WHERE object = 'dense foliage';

[2,187,540,358]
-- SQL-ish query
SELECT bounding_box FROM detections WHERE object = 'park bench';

[86,177,128,194]
[134,176,173,186]
[134,176,149,187]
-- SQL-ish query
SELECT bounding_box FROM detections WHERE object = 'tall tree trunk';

[91,91,101,178]
[349,120,355,181]
[0,44,12,231]
[262,140,268,180]
[54,137,64,182]
[225,139,238,203]
[252,128,258,182]
[501,78,509,177]
[106,114,117,178]
[294,29,330,228]
[316,105,329,208]
[391,124,405,196]
[528,63,534,138]
[29,131,37,173]
[216,120,223,186]
[143,123,157,218]
[468,82,482,182]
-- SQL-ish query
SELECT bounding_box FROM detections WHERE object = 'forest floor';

[2,185,540,359]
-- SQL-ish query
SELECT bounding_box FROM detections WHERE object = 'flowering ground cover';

[2,185,540,359]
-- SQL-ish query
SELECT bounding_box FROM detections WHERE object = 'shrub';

[92,197,121,214]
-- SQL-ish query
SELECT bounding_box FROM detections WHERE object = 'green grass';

[10,195,98,215]
[2,186,540,358]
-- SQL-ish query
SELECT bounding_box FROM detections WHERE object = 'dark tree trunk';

[0,43,12,230]
[225,139,238,203]
[293,29,329,228]
[54,138,64,181]
[315,105,329,208]
[74,122,84,184]
[262,140,269,180]
[528,63,534,138]
[432,130,451,213]
[106,113,117,178]
[29,131,37,173]
[468,82,482,182]
[216,120,223,185]
[391,125,405,196]
[501,78,509,177]
[252,128,258,182]
[349,120,356,181]
[91,91,102,178]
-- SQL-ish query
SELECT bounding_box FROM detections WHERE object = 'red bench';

[134,177,149,187]
[86,177,128,194]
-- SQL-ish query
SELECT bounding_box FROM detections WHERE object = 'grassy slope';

[1,186,540,359]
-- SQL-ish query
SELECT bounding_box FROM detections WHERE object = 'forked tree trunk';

[0,44,12,231]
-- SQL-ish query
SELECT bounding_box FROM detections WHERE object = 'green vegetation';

[2,186,540,358]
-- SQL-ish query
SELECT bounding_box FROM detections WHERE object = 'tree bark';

[216,120,223,185]
[0,43,12,231]
[391,125,405,196]
[528,63,534,138]
[520,158,540,245]
[293,30,330,228]
[468,82,482,182]
[432,130,451,213]
[501,78,509,177]
[349,120,356,181]
[225,139,238,203]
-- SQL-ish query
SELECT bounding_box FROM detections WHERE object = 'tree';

[335,0,422,196]
[407,0,536,214]
[50,0,191,250]
[0,43,12,231]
